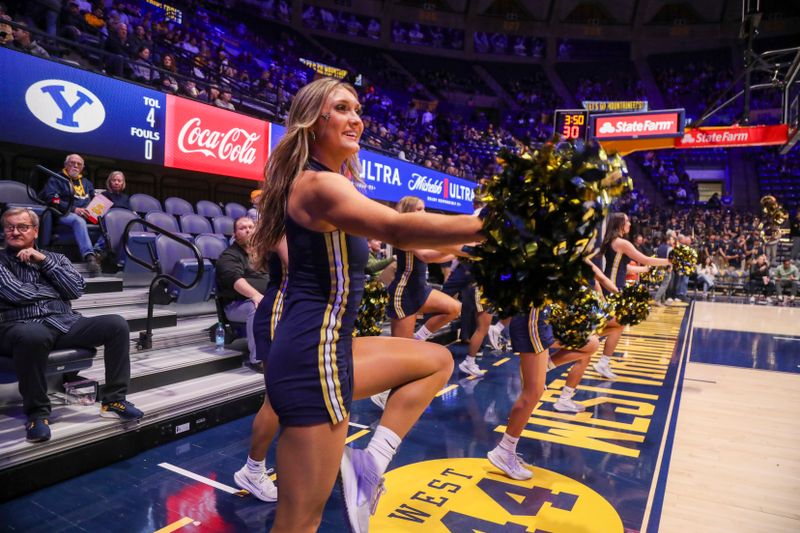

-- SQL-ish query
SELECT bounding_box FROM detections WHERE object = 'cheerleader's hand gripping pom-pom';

[472,141,632,318]
[670,244,698,277]
[355,278,389,337]
[548,287,610,349]
[606,283,651,326]
[639,265,667,287]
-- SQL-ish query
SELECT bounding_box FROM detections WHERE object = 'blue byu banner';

[0,47,166,165]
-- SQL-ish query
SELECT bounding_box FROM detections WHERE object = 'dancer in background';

[594,213,670,379]
[386,195,462,341]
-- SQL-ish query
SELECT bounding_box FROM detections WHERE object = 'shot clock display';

[554,109,589,141]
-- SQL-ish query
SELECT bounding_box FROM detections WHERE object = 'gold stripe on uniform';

[473,285,484,314]
[609,251,623,288]
[269,265,288,338]
[393,251,414,318]
[317,232,346,423]
[528,307,544,354]
[329,231,349,419]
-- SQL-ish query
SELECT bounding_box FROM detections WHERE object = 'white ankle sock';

[491,322,506,334]
[560,386,575,399]
[246,456,265,474]
[465,355,476,365]
[366,425,402,476]
[598,355,611,365]
[414,325,433,341]
[498,433,519,454]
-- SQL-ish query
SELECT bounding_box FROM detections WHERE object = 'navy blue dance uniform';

[253,252,288,362]
[441,261,483,313]
[266,213,368,426]
[508,306,555,354]
[387,248,432,319]
[601,239,631,295]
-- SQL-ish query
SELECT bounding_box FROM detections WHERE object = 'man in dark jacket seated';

[39,154,101,275]
[0,208,142,443]
[216,217,268,371]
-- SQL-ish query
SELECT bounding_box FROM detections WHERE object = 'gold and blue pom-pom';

[606,283,651,326]
[355,277,389,337]
[471,140,632,318]
[548,287,610,349]
[670,244,698,277]
[639,265,667,287]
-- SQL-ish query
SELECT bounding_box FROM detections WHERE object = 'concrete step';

[84,276,123,294]
[73,288,149,310]
[80,305,177,332]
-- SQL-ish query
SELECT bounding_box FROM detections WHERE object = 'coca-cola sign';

[675,124,788,149]
[164,95,269,181]
[591,110,684,141]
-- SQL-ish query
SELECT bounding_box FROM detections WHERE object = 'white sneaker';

[553,396,586,413]
[593,360,618,380]
[749,296,756,304]
[234,465,278,502]
[546,356,556,371]
[487,325,503,351]
[487,446,533,480]
[340,447,386,533]
[370,390,390,410]
[459,360,487,377]
[666,298,674,304]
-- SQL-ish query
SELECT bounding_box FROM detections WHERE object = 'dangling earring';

[310,131,316,141]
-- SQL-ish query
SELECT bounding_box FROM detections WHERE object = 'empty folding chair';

[196,200,223,219]
[212,216,234,237]
[180,213,213,236]
[224,202,248,220]
[154,235,214,304]
[164,197,194,217]
[129,193,163,216]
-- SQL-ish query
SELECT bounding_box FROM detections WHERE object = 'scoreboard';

[554,109,589,141]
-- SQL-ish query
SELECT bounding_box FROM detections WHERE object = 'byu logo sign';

[25,79,106,133]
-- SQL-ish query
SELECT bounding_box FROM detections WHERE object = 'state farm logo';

[681,130,749,144]
[25,79,105,133]
[597,117,676,135]
[681,132,695,143]
[408,173,443,195]
[177,117,260,165]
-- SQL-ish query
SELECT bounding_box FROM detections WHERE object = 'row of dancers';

[228,78,669,532]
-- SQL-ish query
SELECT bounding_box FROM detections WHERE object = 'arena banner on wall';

[357,150,475,214]
[0,46,167,165]
[164,95,269,181]
[582,100,648,113]
[299,58,348,80]
[674,124,788,149]
[590,109,685,141]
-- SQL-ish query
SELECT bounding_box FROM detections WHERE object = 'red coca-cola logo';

[177,117,260,164]
[164,95,269,181]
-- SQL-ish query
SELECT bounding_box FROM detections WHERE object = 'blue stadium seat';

[145,211,183,234]
[224,202,248,220]
[164,197,194,216]
[100,207,143,265]
[0,348,97,406]
[129,193,163,215]
[154,235,214,304]
[196,200,223,218]
[195,234,229,262]
[180,214,214,235]
[212,216,234,237]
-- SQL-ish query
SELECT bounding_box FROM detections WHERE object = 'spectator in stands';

[773,258,798,304]
[104,20,131,76]
[696,256,718,299]
[247,190,260,221]
[748,254,774,303]
[216,217,268,371]
[99,170,130,210]
[59,1,86,43]
[25,0,61,37]
[11,22,50,58]
[153,53,179,93]
[128,24,152,54]
[129,45,152,83]
[40,154,101,275]
[791,211,800,260]
[0,207,142,443]
[0,8,14,46]
[707,193,721,209]
[366,238,394,278]
[214,88,236,111]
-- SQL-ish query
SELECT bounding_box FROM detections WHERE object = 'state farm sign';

[164,95,269,181]
[591,110,684,141]
[675,124,788,149]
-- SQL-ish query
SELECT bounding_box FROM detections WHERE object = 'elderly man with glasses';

[0,208,143,443]
[40,154,102,275]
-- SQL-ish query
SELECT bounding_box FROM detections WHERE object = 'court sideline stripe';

[154,517,195,533]
[641,300,695,533]
[158,462,241,494]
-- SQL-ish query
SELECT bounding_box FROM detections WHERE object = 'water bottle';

[215,322,225,352]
